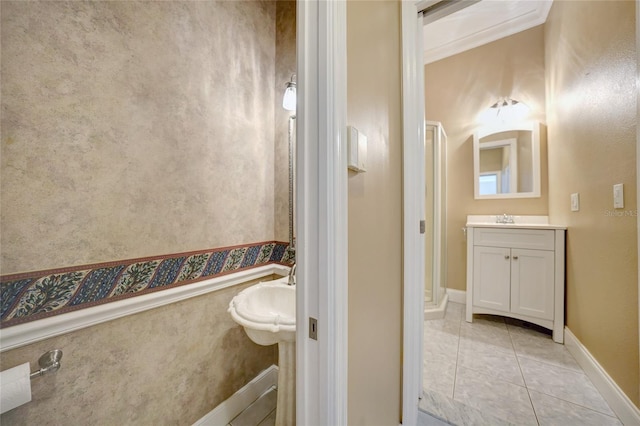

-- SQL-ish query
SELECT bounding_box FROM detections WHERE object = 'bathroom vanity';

[465,216,566,343]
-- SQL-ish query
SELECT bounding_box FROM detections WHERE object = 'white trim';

[446,289,466,305]
[564,328,640,426]
[552,230,565,344]
[0,264,288,353]
[427,121,444,310]
[401,2,426,425]
[465,224,474,323]
[422,0,552,64]
[424,293,447,320]
[193,365,278,426]
[296,0,348,424]
[296,1,319,422]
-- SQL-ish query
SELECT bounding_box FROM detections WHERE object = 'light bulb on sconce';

[282,74,296,112]
[478,97,530,126]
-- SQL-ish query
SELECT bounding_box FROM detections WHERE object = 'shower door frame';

[424,121,447,310]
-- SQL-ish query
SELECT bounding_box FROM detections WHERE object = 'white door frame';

[296,2,640,424]
[299,2,434,424]
[296,1,348,425]
[401,1,427,424]
[405,0,640,420]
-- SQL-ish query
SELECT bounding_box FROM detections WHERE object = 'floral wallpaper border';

[0,241,294,329]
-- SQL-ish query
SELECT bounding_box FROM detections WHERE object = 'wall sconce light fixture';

[282,74,296,112]
[478,97,530,126]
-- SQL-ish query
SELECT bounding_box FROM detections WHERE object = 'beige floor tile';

[529,390,622,426]
[454,366,537,425]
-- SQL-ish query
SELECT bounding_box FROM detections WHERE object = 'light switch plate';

[347,126,367,172]
[571,193,580,212]
[613,184,624,209]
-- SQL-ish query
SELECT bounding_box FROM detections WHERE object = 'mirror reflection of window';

[479,139,517,194]
[479,173,500,195]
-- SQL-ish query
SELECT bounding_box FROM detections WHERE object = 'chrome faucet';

[288,263,296,286]
[496,213,515,224]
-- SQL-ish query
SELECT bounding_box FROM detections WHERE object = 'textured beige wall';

[0,1,292,422]
[347,1,402,424]
[545,0,639,405]
[424,26,549,291]
[274,1,297,243]
[0,278,277,425]
[1,1,277,274]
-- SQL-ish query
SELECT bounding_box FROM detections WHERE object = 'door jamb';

[296,1,348,424]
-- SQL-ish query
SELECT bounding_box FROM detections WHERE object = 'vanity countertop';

[466,215,567,230]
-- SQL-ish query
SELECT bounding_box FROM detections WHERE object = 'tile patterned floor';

[420,302,622,426]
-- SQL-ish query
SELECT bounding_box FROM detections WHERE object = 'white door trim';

[296,1,348,425]
[401,1,426,424]
[404,0,640,417]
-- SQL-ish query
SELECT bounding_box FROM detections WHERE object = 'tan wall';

[545,0,639,405]
[479,148,504,173]
[347,1,403,424]
[424,26,549,291]
[1,1,279,274]
[0,278,277,424]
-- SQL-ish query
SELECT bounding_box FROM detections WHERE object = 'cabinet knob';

[513,256,519,260]
[504,255,510,260]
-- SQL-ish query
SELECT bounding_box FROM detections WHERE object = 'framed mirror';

[473,122,541,199]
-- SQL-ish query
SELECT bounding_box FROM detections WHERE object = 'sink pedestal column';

[276,340,295,426]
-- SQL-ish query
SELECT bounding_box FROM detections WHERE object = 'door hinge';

[419,220,426,234]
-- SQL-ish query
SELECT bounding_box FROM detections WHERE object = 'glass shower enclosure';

[424,121,447,314]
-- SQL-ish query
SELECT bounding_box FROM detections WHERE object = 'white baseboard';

[424,293,448,320]
[193,365,278,426]
[446,289,466,304]
[564,328,640,425]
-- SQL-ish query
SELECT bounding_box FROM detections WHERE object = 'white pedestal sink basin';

[228,277,295,345]
[228,276,295,426]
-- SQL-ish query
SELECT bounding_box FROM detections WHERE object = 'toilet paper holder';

[29,349,63,379]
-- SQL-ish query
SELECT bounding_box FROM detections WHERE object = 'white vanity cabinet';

[466,224,566,343]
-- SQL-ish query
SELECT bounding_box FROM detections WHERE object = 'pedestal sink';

[228,277,295,425]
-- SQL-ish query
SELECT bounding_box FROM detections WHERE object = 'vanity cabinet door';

[510,249,555,320]
[473,246,511,313]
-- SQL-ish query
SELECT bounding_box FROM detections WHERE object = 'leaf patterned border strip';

[0,241,294,329]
